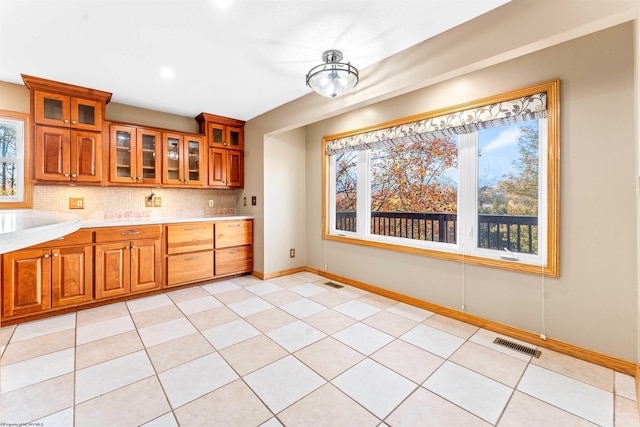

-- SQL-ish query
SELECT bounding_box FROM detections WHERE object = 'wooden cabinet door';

[183,135,205,187]
[95,243,131,299]
[51,246,93,308]
[35,126,71,181]
[226,126,244,150]
[163,133,183,185]
[110,125,136,183]
[130,239,161,293]
[70,97,103,131]
[2,249,51,317]
[208,122,226,147]
[208,147,226,186]
[226,150,243,188]
[71,130,102,182]
[34,91,71,127]
[137,128,161,184]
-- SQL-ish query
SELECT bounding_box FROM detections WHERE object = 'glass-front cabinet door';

[110,125,160,184]
[34,90,102,131]
[138,129,160,184]
[163,133,183,185]
[162,133,205,186]
[208,123,225,147]
[184,135,205,186]
[110,125,134,183]
[226,126,244,150]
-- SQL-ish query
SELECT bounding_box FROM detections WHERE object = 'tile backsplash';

[33,185,237,220]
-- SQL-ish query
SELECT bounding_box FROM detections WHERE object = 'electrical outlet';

[145,196,153,207]
[251,196,257,206]
[243,197,247,206]
[289,248,295,258]
[208,200,214,207]
[69,197,84,209]
[154,196,162,207]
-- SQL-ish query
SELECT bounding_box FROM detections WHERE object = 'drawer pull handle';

[183,227,199,231]
[120,231,140,236]
[184,256,199,261]
[228,250,239,254]
[228,224,241,227]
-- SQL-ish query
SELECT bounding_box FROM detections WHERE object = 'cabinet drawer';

[167,250,214,287]
[215,220,252,248]
[215,246,253,276]
[166,223,214,254]
[95,225,161,243]
[31,229,93,248]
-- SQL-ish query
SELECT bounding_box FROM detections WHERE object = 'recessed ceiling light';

[211,0,233,11]
[160,67,174,79]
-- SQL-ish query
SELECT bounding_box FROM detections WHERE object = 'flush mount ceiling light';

[306,49,359,98]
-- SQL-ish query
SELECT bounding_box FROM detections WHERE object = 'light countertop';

[0,210,82,254]
[0,212,254,254]
[80,214,253,228]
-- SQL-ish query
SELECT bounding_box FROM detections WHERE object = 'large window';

[323,81,559,277]
[0,110,30,208]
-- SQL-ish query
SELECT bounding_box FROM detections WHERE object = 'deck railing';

[335,211,538,254]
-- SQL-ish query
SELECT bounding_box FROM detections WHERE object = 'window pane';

[0,119,22,201]
[478,120,539,254]
[335,152,358,232]
[370,138,458,243]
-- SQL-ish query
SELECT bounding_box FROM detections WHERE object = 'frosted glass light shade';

[306,50,359,98]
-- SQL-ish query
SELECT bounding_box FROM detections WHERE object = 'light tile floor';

[0,272,638,426]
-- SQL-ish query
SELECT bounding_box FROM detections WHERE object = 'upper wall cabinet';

[110,124,162,185]
[162,132,206,187]
[23,75,111,132]
[196,113,245,151]
[23,75,111,183]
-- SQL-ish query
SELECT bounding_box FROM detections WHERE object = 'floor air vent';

[493,337,541,358]
[324,281,344,289]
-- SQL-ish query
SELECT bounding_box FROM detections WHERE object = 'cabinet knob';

[64,173,70,177]
[132,177,136,181]
[64,119,69,124]
[43,254,50,258]
[71,174,77,178]
[131,245,136,249]
[71,121,77,125]
[137,177,142,180]
[53,253,59,257]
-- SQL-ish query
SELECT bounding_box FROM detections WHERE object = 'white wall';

[244,0,640,362]
[263,128,307,273]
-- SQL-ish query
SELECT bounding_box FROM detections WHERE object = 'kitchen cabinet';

[33,90,104,132]
[214,220,253,276]
[208,147,243,188]
[22,75,111,183]
[110,124,162,184]
[162,133,206,187]
[1,229,93,318]
[94,225,162,299]
[196,113,245,189]
[165,222,214,287]
[34,125,102,182]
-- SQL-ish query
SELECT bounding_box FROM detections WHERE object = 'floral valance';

[325,91,547,155]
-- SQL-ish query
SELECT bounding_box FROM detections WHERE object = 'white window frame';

[0,110,31,208]
[322,80,560,277]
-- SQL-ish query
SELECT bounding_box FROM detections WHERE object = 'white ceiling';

[0,0,509,121]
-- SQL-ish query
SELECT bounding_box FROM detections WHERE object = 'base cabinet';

[2,230,93,319]
[1,219,252,323]
[94,226,162,300]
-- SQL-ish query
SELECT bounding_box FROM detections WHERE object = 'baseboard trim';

[252,267,307,281]
[282,266,636,376]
